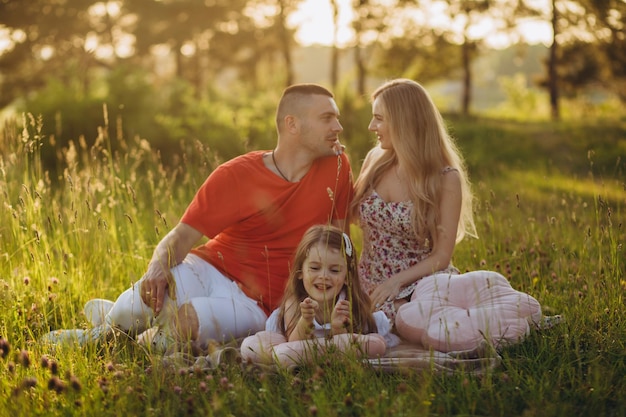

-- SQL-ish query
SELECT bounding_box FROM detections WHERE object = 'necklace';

[271,150,289,181]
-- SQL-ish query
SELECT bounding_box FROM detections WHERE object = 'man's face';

[297,94,343,157]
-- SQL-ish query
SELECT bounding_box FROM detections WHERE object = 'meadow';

[0,111,624,417]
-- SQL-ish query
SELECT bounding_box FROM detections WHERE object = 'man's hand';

[139,223,202,315]
[140,270,176,316]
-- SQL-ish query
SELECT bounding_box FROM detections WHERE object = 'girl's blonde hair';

[352,78,477,245]
[278,225,377,337]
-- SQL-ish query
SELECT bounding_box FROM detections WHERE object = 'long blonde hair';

[352,79,477,245]
[278,225,377,337]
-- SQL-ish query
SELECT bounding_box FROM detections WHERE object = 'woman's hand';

[370,277,403,310]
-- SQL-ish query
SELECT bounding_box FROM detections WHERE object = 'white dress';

[265,294,400,348]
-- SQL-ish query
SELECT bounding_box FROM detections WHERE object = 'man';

[44,84,353,351]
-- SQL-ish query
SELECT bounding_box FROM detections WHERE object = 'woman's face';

[368,97,392,149]
[301,242,347,308]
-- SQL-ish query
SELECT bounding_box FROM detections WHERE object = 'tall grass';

[0,112,624,416]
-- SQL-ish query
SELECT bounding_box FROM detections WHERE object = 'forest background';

[0,1,625,416]
[1,0,625,166]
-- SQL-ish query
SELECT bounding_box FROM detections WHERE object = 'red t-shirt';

[181,151,353,314]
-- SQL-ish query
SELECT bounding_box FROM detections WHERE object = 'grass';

[0,112,624,417]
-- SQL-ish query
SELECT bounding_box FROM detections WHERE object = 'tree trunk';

[549,0,560,120]
[355,46,367,96]
[461,41,472,116]
[330,0,340,89]
[277,0,293,87]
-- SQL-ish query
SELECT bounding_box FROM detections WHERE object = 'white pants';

[105,254,267,345]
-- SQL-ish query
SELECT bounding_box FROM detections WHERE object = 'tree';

[0,0,108,108]
[125,0,257,90]
[548,0,560,120]
[351,0,391,96]
[574,0,626,102]
[537,0,625,115]
[374,21,460,87]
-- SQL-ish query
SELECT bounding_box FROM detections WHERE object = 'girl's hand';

[300,297,319,324]
[370,278,403,310]
[331,299,351,334]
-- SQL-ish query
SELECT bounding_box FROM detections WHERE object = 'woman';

[351,78,477,323]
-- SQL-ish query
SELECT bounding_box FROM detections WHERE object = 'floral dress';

[358,188,458,322]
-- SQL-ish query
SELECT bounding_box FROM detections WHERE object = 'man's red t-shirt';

[180,151,353,314]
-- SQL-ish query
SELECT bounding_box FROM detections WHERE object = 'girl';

[240,225,395,367]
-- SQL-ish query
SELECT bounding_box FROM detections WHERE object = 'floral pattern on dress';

[358,190,458,321]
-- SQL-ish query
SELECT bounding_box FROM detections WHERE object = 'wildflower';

[97,376,109,393]
[308,405,318,415]
[49,359,59,375]
[0,337,10,358]
[18,350,30,368]
[173,386,182,395]
[23,277,30,285]
[48,376,66,393]
[70,375,82,392]
[21,377,37,389]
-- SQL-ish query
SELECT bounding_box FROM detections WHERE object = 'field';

[0,113,624,416]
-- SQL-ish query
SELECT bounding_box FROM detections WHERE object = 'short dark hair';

[281,83,333,98]
[276,84,334,129]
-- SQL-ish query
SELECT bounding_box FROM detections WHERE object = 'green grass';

[0,113,624,417]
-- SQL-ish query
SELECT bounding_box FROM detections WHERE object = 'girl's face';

[301,242,347,307]
[368,97,392,149]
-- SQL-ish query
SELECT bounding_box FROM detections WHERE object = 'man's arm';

[140,222,203,315]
